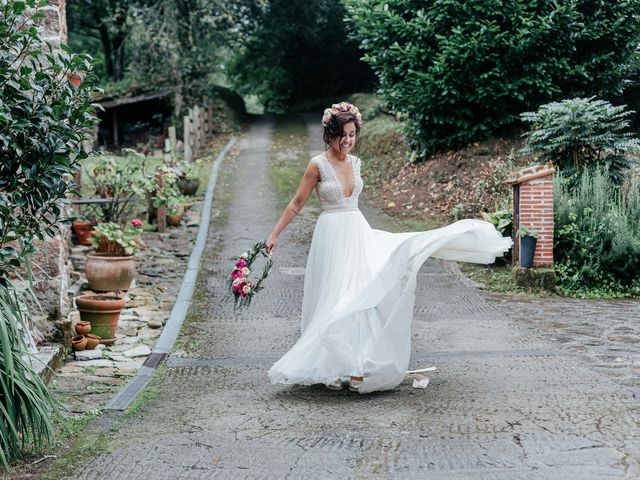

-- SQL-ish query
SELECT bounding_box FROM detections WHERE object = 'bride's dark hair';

[323,111,361,149]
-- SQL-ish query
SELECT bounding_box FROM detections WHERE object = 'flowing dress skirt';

[268,210,512,393]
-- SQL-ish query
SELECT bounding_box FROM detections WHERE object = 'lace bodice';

[312,153,363,213]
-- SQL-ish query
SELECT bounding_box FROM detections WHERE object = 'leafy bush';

[521,97,640,184]
[0,0,99,278]
[0,0,97,469]
[344,0,640,157]
[554,169,640,297]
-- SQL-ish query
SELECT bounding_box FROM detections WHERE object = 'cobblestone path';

[74,116,640,479]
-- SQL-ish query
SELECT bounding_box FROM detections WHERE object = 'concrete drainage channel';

[104,137,236,412]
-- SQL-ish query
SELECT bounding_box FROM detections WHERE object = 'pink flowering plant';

[229,241,273,310]
[90,219,145,256]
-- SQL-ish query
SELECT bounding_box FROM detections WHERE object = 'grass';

[121,364,166,421]
[459,262,551,296]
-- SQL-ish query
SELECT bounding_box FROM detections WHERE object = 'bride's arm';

[265,160,320,253]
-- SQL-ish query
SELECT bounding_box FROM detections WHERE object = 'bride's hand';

[265,233,278,254]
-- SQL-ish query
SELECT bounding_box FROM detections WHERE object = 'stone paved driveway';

[72,116,640,479]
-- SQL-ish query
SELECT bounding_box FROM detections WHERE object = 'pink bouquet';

[229,241,273,310]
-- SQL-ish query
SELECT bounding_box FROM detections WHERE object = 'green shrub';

[0,0,99,278]
[521,97,640,184]
[0,0,97,469]
[554,169,640,297]
[344,0,640,157]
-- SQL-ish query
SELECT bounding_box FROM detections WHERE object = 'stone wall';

[27,0,72,343]
[38,0,67,47]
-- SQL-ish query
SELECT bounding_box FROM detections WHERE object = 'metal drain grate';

[143,352,168,368]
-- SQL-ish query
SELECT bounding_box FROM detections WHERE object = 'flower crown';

[321,102,363,128]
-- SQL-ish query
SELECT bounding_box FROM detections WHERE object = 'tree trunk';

[99,23,114,78]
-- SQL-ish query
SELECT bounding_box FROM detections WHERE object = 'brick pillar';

[508,163,556,267]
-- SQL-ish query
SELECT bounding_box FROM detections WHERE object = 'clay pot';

[75,294,126,345]
[72,335,88,351]
[177,177,200,196]
[85,333,101,350]
[72,221,94,246]
[75,320,91,335]
[167,213,183,227]
[85,252,135,292]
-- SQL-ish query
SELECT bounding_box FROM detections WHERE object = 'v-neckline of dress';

[322,152,356,198]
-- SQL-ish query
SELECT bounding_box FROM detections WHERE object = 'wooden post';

[156,172,166,233]
[193,105,201,150]
[199,103,206,144]
[112,108,119,147]
[203,101,210,141]
[168,126,177,162]
[207,100,214,138]
[184,113,192,163]
[163,138,172,164]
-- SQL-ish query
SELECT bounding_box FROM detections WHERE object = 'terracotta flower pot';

[72,335,88,351]
[75,294,126,345]
[72,221,94,246]
[177,177,200,196]
[85,252,136,292]
[167,213,183,227]
[85,333,101,350]
[75,320,91,335]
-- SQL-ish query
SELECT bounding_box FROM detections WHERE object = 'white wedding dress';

[268,153,512,393]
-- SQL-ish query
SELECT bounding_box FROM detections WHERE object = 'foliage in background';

[68,0,261,114]
[520,97,640,184]
[554,169,640,297]
[344,0,640,158]
[0,0,99,279]
[228,0,374,112]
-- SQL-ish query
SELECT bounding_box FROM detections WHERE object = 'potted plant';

[146,164,179,224]
[75,293,126,345]
[87,150,147,223]
[175,161,201,196]
[517,225,539,268]
[166,192,187,227]
[71,206,101,246]
[84,219,144,291]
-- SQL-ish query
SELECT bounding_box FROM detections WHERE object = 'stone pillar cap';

[507,161,556,185]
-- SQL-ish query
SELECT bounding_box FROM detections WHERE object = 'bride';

[265,102,512,394]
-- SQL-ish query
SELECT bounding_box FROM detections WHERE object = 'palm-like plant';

[0,282,60,470]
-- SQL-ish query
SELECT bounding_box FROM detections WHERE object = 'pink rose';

[235,258,248,268]
[131,219,143,228]
[232,282,243,294]
[230,269,244,280]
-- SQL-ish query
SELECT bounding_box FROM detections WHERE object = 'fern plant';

[520,97,640,185]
